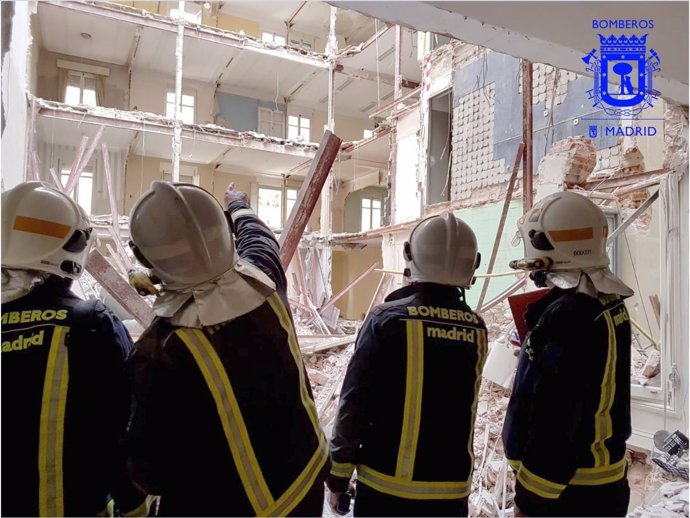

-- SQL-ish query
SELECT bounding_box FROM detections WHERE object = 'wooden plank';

[66,125,105,194]
[367,272,394,314]
[478,277,527,313]
[578,169,666,191]
[278,130,342,269]
[521,60,533,213]
[86,250,155,327]
[476,143,524,309]
[607,190,659,244]
[320,260,380,312]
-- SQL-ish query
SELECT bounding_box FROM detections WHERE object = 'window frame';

[166,90,196,124]
[261,31,286,46]
[361,197,383,232]
[169,3,202,24]
[288,114,311,142]
[256,185,284,230]
[160,162,200,185]
[64,70,97,107]
[258,107,286,138]
[60,168,94,214]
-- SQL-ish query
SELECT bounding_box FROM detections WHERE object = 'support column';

[318,5,338,300]
[394,25,402,100]
[521,59,533,212]
[172,0,185,182]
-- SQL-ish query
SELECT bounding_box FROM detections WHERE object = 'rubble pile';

[629,481,690,518]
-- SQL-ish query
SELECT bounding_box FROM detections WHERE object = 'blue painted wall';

[452,51,617,172]
[215,91,286,132]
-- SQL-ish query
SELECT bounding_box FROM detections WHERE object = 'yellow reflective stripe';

[38,326,69,517]
[266,294,324,440]
[570,458,626,486]
[262,440,329,517]
[468,328,488,466]
[509,458,626,487]
[396,320,424,479]
[591,312,617,466]
[517,464,566,499]
[176,329,274,515]
[331,461,356,479]
[265,293,329,514]
[123,499,149,517]
[358,465,470,500]
[231,208,256,223]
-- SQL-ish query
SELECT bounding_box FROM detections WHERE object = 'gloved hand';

[128,267,159,296]
[224,183,249,209]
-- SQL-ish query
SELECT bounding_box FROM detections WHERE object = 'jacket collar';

[385,282,465,303]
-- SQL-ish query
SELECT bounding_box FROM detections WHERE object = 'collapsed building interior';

[1,1,688,516]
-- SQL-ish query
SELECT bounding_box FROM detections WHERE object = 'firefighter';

[326,212,487,517]
[503,191,633,517]
[1,182,146,517]
[125,182,328,516]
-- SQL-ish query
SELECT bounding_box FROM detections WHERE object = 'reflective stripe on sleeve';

[516,464,567,499]
[507,458,626,488]
[358,465,470,500]
[231,208,256,224]
[591,312,618,466]
[38,326,69,517]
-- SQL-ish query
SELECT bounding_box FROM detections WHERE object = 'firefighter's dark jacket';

[126,201,328,517]
[1,276,146,517]
[327,283,488,500]
[502,287,632,515]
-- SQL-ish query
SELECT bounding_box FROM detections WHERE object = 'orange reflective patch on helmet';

[548,227,594,242]
[13,216,71,239]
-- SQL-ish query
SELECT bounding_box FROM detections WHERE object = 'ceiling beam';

[37,104,317,159]
[45,1,329,69]
[335,64,420,90]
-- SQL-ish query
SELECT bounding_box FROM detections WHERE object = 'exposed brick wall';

[450,82,507,199]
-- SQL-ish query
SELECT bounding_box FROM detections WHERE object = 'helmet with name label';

[404,212,480,288]
[510,191,609,272]
[129,181,236,286]
[1,182,93,279]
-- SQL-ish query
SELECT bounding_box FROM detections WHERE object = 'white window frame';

[160,163,199,185]
[169,3,202,24]
[361,197,382,232]
[60,168,94,214]
[256,185,284,230]
[64,70,97,107]
[166,90,196,124]
[261,31,286,45]
[288,114,310,142]
[258,107,286,138]
[289,37,313,51]
[285,187,298,222]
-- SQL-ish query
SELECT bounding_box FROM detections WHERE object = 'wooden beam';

[613,177,662,196]
[65,125,105,194]
[335,64,420,90]
[521,60,533,212]
[337,23,392,57]
[607,190,660,244]
[394,25,403,100]
[577,169,666,191]
[86,250,155,327]
[279,130,342,269]
[476,143,524,309]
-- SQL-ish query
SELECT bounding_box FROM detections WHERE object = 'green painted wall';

[344,186,388,233]
[454,199,524,309]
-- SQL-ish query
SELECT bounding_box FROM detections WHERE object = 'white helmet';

[1,181,93,279]
[129,181,236,286]
[510,191,609,272]
[403,212,481,288]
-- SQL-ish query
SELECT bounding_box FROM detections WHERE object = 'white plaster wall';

[130,69,216,123]
[393,108,422,223]
[1,2,32,189]
[381,231,410,292]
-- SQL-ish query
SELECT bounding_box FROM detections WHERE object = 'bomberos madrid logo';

[583,30,661,117]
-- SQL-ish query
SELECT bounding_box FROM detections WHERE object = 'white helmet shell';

[511,191,609,272]
[404,212,480,288]
[1,182,93,279]
[129,181,236,286]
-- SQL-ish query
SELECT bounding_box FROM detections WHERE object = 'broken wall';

[392,108,422,223]
[1,1,31,189]
[36,49,129,110]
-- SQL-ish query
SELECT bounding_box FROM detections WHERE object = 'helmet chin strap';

[529,270,550,288]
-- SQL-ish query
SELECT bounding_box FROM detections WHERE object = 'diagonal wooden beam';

[320,260,379,312]
[278,130,342,269]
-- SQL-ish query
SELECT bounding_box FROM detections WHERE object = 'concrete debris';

[663,103,689,175]
[642,350,662,378]
[536,136,596,199]
[629,481,690,518]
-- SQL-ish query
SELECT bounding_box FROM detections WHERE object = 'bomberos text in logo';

[583,19,661,138]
